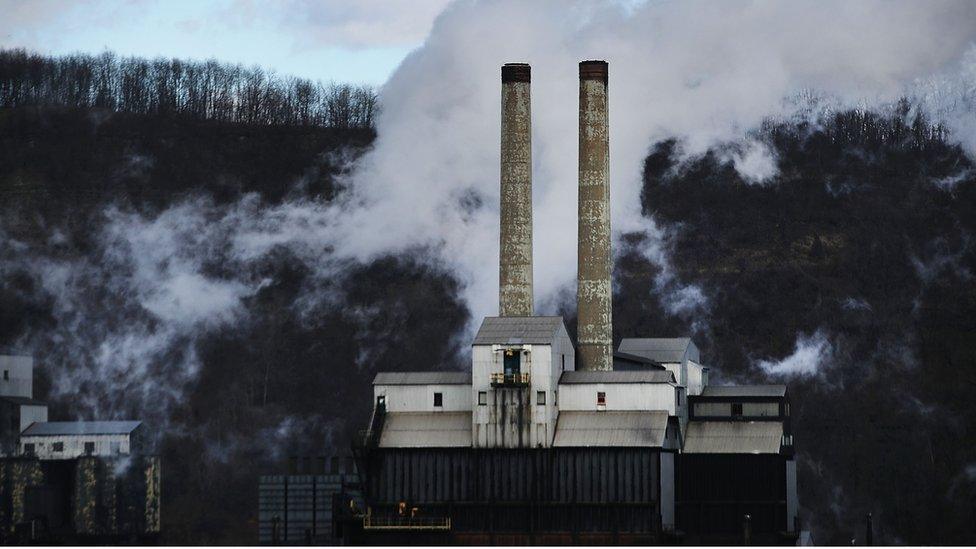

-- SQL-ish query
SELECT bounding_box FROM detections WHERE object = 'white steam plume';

[755,330,832,378]
[335,0,976,329]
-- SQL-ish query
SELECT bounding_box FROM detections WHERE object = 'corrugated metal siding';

[694,402,732,416]
[683,421,783,454]
[676,453,788,537]
[258,473,362,545]
[372,372,471,385]
[699,385,786,398]
[558,371,674,384]
[377,412,472,448]
[367,448,661,512]
[552,411,668,447]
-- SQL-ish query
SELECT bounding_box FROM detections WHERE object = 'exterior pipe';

[499,63,534,317]
[577,60,612,371]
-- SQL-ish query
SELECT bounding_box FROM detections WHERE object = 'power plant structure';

[261,61,801,545]
[0,356,160,544]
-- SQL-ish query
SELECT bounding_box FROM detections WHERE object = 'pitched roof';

[682,421,783,454]
[618,338,694,363]
[373,372,471,386]
[22,421,142,436]
[553,411,669,447]
[472,316,565,345]
[377,412,472,448]
[700,385,787,398]
[559,370,675,384]
[613,351,664,367]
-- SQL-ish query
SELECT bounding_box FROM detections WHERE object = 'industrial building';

[259,60,800,545]
[0,355,160,543]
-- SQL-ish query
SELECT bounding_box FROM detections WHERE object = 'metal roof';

[618,338,693,363]
[559,370,675,384]
[613,351,664,367]
[377,412,472,448]
[553,411,669,447]
[682,421,783,454]
[22,421,142,436]
[700,385,787,398]
[472,316,565,345]
[373,372,472,386]
[0,396,46,406]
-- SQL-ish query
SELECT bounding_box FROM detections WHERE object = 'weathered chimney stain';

[577,60,612,371]
[499,63,533,317]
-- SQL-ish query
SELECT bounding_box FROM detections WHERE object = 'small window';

[2,370,7,381]
[53,442,64,452]
[478,391,487,406]
[433,392,443,407]
[597,391,606,407]
[554,390,558,406]
[731,402,743,417]
[84,441,95,455]
[536,391,546,405]
[23,443,35,455]
[376,395,386,409]
[561,355,566,371]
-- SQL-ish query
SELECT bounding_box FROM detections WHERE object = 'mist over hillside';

[2,27,976,545]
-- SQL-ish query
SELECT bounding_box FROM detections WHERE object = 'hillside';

[2,50,976,544]
[616,108,976,543]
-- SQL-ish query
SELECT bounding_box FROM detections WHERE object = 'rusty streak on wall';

[577,60,612,371]
[499,63,534,317]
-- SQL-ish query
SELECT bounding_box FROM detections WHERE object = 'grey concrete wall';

[577,61,612,371]
[499,63,533,317]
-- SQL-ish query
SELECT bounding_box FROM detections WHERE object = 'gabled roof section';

[683,421,783,454]
[559,370,675,384]
[373,372,471,386]
[613,351,665,369]
[472,316,566,345]
[377,412,472,448]
[618,338,696,363]
[553,411,669,447]
[22,421,141,436]
[700,385,786,398]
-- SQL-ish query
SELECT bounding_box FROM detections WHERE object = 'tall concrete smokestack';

[499,63,533,317]
[577,60,612,371]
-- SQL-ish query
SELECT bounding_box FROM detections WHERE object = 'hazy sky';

[0,0,456,85]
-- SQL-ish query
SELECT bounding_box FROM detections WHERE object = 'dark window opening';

[433,392,443,407]
[504,349,521,376]
[376,395,385,409]
[53,442,64,452]
[478,391,487,405]
[732,402,743,416]
[24,443,34,455]
[84,441,95,455]
[2,370,7,381]
[536,391,546,405]
[597,391,606,406]
[561,355,565,371]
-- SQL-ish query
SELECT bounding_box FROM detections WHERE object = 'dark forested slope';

[2,49,976,544]
[616,108,976,544]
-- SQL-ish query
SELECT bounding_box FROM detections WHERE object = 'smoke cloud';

[335,0,976,331]
[755,330,832,378]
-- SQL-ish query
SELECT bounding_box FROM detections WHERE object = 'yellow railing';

[490,372,530,385]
